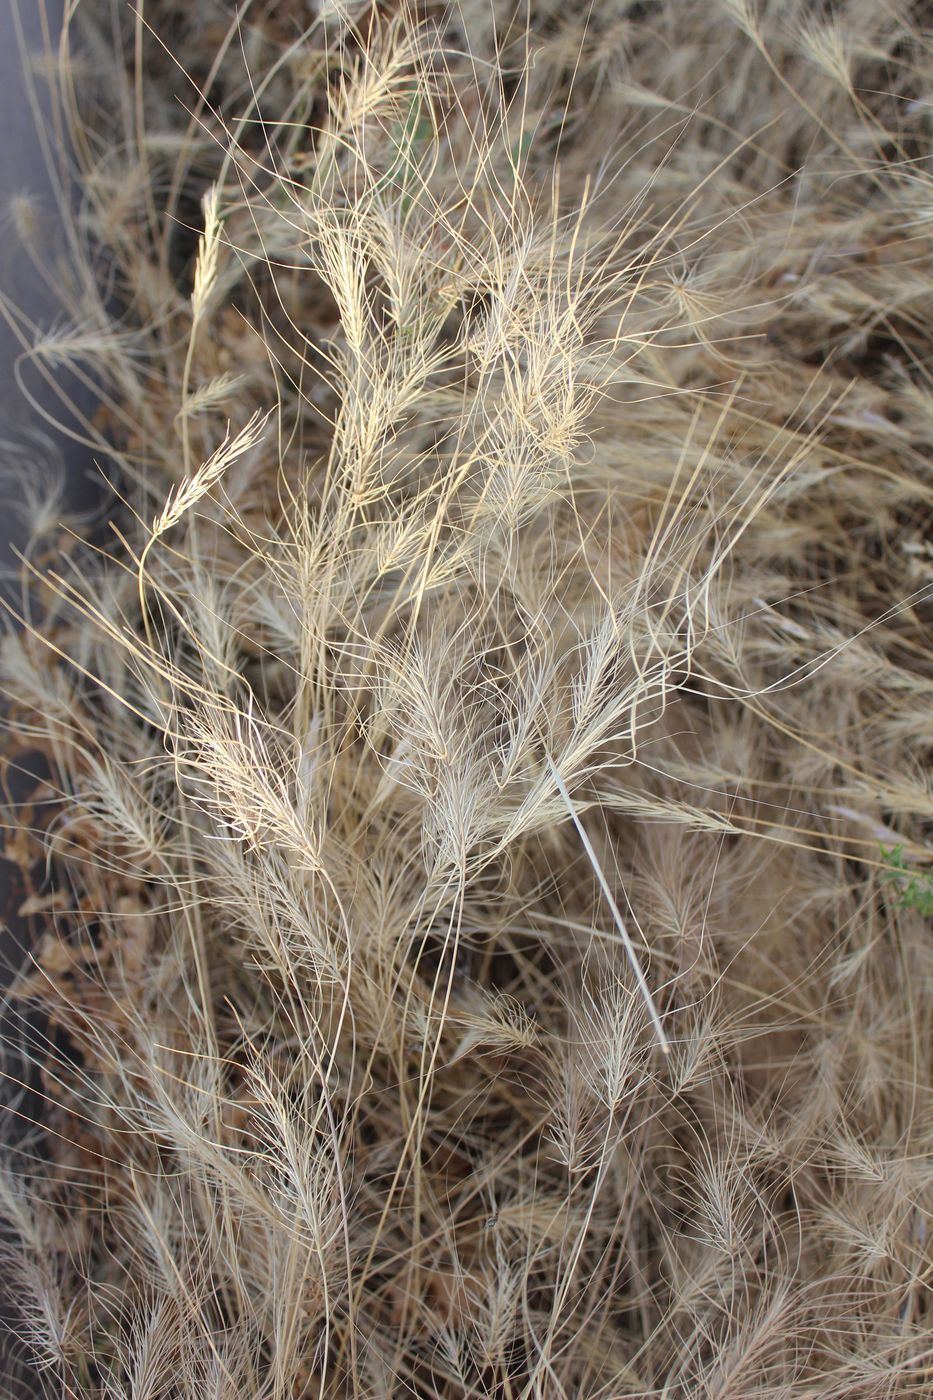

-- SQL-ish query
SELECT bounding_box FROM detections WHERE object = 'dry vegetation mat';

[2,1,933,1395]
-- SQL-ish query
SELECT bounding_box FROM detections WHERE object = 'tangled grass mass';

[2,1,933,1395]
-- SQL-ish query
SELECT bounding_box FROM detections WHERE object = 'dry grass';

[1,1,932,1395]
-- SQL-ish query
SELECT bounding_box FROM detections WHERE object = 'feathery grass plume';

[1,0,933,1395]
[150,410,269,539]
[137,409,269,645]
[190,184,222,322]
[178,182,226,482]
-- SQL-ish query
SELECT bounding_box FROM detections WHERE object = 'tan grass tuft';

[2,1,933,1396]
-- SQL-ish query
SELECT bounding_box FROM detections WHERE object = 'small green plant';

[880,845,933,916]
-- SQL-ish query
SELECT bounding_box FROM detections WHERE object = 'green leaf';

[879,843,933,915]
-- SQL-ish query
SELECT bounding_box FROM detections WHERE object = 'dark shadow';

[1,4,103,1390]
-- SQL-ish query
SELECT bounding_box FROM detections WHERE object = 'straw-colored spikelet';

[138,411,268,646]
[151,410,269,540]
[190,184,222,321]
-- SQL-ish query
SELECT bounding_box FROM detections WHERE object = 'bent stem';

[547,754,670,1055]
[138,531,157,655]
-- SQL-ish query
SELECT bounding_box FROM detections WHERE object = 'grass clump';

[1,1,933,1396]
